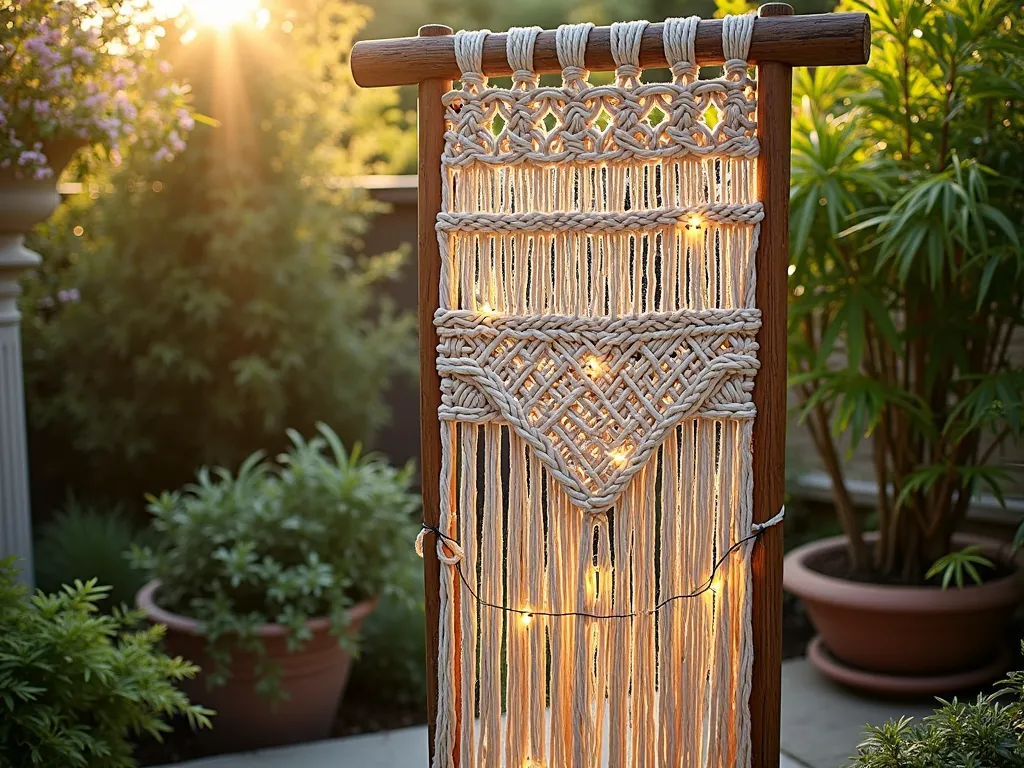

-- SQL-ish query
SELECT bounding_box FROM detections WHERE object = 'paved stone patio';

[165,659,938,768]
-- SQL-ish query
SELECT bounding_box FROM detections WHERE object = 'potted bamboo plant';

[783,0,1024,694]
[133,424,419,750]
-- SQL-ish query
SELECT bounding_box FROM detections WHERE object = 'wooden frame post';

[417,22,454,766]
[751,4,794,767]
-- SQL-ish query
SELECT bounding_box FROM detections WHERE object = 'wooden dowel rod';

[750,3,791,767]
[352,12,868,88]
[416,22,454,767]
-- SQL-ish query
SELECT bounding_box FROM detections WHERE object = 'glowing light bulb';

[520,612,533,627]
[685,213,703,230]
[584,356,604,377]
[708,572,723,596]
[609,446,631,466]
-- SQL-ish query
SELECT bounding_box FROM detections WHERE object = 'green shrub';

[34,499,151,607]
[22,0,415,508]
[130,423,420,700]
[852,666,1024,767]
[0,559,211,768]
[346,556,427,709]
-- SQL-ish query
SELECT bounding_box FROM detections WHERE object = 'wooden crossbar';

[351,11,869,87]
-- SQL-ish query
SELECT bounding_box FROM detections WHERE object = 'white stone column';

[0,147,80,587]
[0,236,39,586]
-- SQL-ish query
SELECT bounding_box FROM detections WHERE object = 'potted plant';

[0,558,211,767]
[782,0,1024,694]
[132,423,419,751]
[1,0,193,238]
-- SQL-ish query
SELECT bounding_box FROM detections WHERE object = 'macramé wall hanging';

[351,8,870,766]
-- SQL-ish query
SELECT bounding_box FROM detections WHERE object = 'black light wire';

[419,522,770,621]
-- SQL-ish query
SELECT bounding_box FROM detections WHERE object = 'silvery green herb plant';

[131,423,419,700]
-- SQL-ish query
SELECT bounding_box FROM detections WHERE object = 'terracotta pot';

[137,580,376,751]
[784,533,1022,693]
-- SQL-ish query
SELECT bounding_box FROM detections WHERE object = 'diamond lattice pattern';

[436,309,760,513]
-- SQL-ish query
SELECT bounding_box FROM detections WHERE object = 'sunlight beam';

[152,0,262,30]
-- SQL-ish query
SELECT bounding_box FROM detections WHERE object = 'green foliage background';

[23,0,417,510]
[34,500,152,607]
[361,0,835,42]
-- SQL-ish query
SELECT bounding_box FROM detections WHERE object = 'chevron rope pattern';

[436,307,760,513]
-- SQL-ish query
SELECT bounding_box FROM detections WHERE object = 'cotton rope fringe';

[426,13,767,767]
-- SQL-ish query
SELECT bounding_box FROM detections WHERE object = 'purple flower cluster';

[0,1,195,179]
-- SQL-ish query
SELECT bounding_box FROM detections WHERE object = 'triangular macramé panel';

[436,307,761,513]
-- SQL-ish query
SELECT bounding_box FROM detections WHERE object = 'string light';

[708,572,723,596]
[584,356,604,377]
[418,522,770,622]
[685,213,703,230]
[609,445,631,466]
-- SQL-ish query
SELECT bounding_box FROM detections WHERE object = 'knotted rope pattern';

[430,13,764,768]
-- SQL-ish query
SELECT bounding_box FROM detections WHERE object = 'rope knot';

[556,22,593,89]
[454,28,490,93]
[460,71,486,91]
[615,63,641,80]
[751,506,786,535]
[560,65,588,87]
[506,25,542,91]
[724,59,749,80]
[670,61,697,81]
[416,525,465,565]
[663,15,700,83]
[610,19,648,85]
[512,69,536,87]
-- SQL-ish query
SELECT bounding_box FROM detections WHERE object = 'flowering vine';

[0,0,195,180]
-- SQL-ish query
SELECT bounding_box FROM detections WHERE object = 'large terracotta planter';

[784,533,1022,695]
[137,579,376,751]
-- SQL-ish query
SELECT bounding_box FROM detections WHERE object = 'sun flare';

[153,0,262,30]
